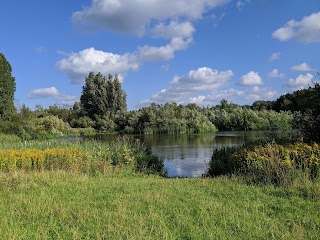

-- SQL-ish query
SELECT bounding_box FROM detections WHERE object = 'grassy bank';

[0,172,319,239]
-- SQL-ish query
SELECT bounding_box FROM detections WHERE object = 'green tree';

[80,72,127,119]
[0,53,16,119]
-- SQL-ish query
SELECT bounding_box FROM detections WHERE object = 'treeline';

[0,70,295,139]
[115,103,292,134]
[251,82,320,142]
[4,100,292,139]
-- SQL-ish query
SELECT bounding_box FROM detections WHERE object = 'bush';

[207,142,320,186]
[70,116,93,128]
[0,133,21,143]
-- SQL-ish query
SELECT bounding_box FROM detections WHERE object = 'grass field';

[1,171,319,239]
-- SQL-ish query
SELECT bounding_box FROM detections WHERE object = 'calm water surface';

[88,131,268,177]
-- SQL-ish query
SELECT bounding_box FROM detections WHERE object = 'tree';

[0,53,16,119]
[80,72,127,119]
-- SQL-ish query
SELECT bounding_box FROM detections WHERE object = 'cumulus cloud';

[286,73,314,90]
[62,0,230,84]
[239,71,263,86]
[268,69,285,78]
[291,62,313,72]
[28,87,78,105]
[56,48,139,84]
[190,96,206,104]
[72,0,229,35]
[171,67,233,91]
[57,40,194,84]
[272,12,320,43]
[269,52,280,62]
[150,21,195,39]
[137,37,193,61]
[194,86,277,106]
[139,67,233,106]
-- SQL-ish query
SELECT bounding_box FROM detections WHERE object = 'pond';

[83,131,270,177]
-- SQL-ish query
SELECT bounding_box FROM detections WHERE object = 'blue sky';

[1,0,319,110]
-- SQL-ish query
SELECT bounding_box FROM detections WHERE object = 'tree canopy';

[0,53,16,119]
[80,72,127,119]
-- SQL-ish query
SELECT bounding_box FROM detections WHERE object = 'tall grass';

[0,137,166,176]
[0,172,319,239]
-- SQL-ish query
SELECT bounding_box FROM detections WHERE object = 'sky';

[0,0,319,110]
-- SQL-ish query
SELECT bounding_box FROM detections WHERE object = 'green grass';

[0,172,319,239]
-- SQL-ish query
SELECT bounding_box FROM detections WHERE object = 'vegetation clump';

[0,137,166,176]
[208,142,320,186]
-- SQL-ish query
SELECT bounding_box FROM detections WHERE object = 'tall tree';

[80,72,127,118]
[0,53,16,119]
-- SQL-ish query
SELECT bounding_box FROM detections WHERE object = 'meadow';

[1,171,320,239]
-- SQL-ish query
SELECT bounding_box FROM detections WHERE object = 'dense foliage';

[0,100,294,139]
[0,53,16,119]
[80,72,127,119]
[252,82,320,142]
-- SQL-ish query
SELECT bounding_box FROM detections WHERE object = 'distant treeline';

[1,100,293,139]
[0,71,318,140]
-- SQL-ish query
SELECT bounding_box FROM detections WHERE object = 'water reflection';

[82,131,272,177]
[141,133,247,177]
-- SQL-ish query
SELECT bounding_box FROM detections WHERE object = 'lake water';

[86,131,269,177]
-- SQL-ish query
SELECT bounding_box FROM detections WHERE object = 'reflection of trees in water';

[86,131,290,177]
[142,134,217,146]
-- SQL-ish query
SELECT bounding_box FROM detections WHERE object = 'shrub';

[207,142,320,186]
[0,133,21,143]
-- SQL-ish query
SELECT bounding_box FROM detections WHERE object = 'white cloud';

[57,34,196,83]
[197,87,277,106]
[239,71,263,86]
[56,48,139,84]
[72,0,229,36]
[272,12,320,43]
[286,73,314,90]
[291,62,313,72]
[64,0,230,84]
[150,21,195,39]
[190,96,206,104]
[28,87,78,105]
[269,52,280,62]
[268,69,285,78]
[137,37,193,61]
[57,39,195,83]
[171,67,233,91]
[139,67,233,106]
[185,86,277,106]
